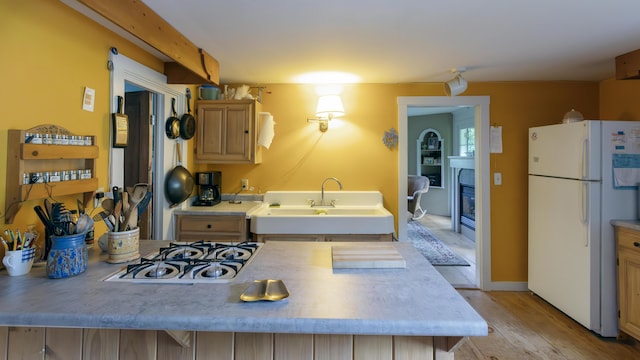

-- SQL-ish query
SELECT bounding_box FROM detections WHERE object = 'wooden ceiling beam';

[76,0,219,85]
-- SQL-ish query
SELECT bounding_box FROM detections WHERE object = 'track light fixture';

[444,68,468,96]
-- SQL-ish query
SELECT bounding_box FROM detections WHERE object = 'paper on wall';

[490,126,502,153]
[257,112,275,149]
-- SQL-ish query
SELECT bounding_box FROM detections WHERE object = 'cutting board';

[332,245,406,269]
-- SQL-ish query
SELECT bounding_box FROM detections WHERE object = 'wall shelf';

[418,129,444,188]
[4,125,98,224]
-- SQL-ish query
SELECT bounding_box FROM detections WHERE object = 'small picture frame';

[427,137,438,150]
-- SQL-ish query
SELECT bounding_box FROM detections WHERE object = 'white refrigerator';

[528,120,640,337]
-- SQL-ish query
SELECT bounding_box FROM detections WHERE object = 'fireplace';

[459,169,475,234]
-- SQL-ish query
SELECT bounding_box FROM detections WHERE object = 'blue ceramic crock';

[46,233,88,279]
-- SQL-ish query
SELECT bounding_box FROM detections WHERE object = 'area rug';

[407,221,469,266]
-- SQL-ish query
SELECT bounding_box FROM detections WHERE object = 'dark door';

[124,91,152,239]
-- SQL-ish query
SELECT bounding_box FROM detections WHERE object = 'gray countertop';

[174,201,262,217]
[0,241,487,337]
[611,219,640,231]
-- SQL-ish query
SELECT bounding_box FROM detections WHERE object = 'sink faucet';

[313,177,343,207]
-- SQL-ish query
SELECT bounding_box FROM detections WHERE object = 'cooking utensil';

[101,198,114,216]
[113,201,122,232]
[180,89,196,140]
[112,95,129,147]
[137,191,152,217]
[77,199,85,215]
[164,142,194,208]
[165,98,180,139]
[124,184,148,230]
[92,211,114,232]
[34,205,57,236]
[75,213,94,235]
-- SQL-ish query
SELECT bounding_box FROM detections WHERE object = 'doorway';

[124,90,153,239]
[109,53,185,240]
[397,96,491,291]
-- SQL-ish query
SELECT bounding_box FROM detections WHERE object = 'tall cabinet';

[418,129,443,188]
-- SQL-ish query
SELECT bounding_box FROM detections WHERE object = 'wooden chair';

[408,175,430,220]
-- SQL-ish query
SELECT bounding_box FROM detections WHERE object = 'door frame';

[397,96,491,290]
[110,53,186,240]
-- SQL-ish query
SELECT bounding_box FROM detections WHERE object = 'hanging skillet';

[164,142,194,208]
[180,89,196,140]
[165,98,180,139]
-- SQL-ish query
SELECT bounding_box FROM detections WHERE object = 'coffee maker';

[194,172,222,206]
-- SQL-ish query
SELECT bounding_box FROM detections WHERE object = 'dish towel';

[257,112,276,149]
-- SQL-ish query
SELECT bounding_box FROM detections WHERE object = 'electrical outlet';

[241,179,249,190]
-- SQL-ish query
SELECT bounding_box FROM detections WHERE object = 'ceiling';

[142,0,640,85]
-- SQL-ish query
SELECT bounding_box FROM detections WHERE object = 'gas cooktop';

[103,241,262,284]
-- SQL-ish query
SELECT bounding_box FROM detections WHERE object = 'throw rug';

[406,221,469,266]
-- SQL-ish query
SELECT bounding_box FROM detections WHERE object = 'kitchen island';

[0,240,486,359]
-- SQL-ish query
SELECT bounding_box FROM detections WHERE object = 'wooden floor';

[415,214,477,288]
[455,290,640,359]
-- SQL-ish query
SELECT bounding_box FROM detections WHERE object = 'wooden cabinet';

[419,129,444,188]
[254,233,393,242]
[195,100,262,164]
[615,226,640,341]
[175,214,248,242]
[4,126,98,223]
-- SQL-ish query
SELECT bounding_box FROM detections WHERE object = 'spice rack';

[4,125,98,223]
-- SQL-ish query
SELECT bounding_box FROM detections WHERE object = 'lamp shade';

[316,95,345,118]
[444,74,468,96]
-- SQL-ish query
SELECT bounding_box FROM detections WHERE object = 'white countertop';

[0,241,487,337]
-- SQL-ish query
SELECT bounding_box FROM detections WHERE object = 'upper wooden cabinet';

[195,100,262,164]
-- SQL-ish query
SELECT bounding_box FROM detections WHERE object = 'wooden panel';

[21,144,98,159]
[331,245,406,269]
[325,234,392,242]
[314,334,352,360]
[178,215,244,233]
[224,105,251,160]
[353,335,392,360]
[618,249,640,340]
[120,330,157,360]
[75,0,219,84]
[45,328,82,360]
[274,334,313,360]
[433,337,454,360]
[195,332,234,360]
[0,327,7,360]
[235,333,273,360]
[20,179,98,200]
[256,234,324,242]
[7,327,44,360]
[158,330,194,360]
[615,49,640,79]
[393,336,434,360]
[83,329,120,360]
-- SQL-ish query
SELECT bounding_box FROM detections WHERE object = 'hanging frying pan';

[180,89,196,140]
[164,142,194,208]
[165,98,180,139]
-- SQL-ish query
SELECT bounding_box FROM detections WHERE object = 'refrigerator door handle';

[581,182,589,247]
[581,138,589,180]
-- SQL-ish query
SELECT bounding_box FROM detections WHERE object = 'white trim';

[398,96,491,291]
[487,281,529,291]
[110,53,186,240]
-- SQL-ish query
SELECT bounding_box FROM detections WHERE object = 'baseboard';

[486,281,529,291]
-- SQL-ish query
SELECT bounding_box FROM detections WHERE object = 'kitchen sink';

[249,191,394,234]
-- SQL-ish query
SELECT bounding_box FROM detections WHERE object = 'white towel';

[257,113,275,149]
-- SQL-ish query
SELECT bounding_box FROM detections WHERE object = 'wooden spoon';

[101,198,114,216]
[113,201,122,232]
[124,184,148,231]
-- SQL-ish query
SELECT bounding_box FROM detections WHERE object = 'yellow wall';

[3,0,634,283]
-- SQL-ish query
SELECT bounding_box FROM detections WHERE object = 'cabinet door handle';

[207,224,212,229]
[634,241,640,247]
[244,130,249,134]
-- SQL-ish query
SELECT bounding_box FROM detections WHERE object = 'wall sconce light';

[307,95,344,132]
[444,68,468,96]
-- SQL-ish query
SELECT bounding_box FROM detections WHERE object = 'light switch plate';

[494,172,502,185]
